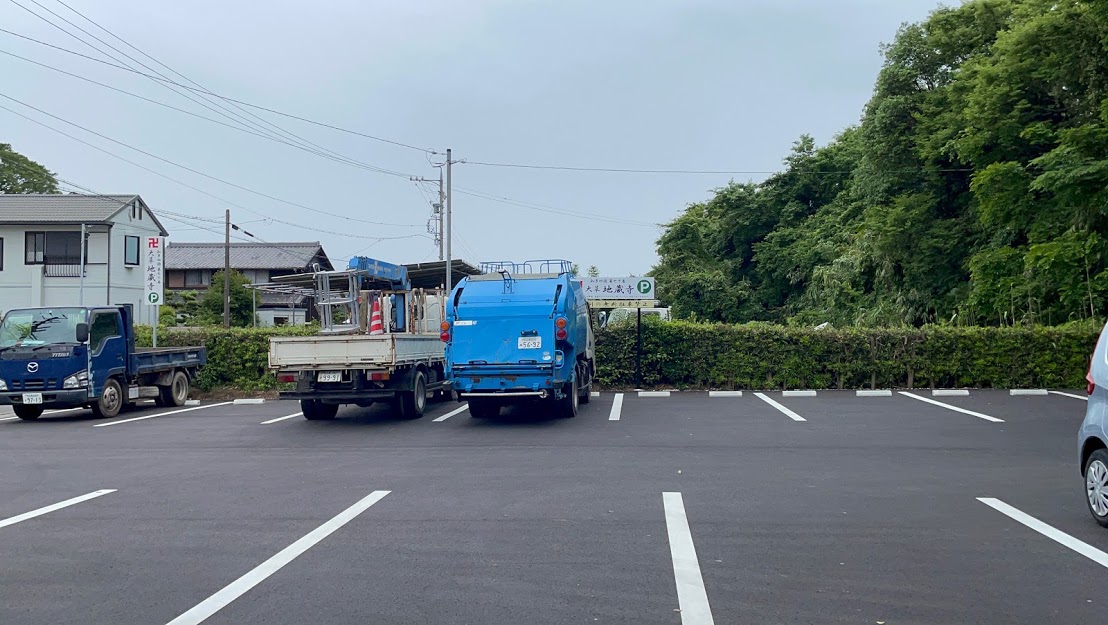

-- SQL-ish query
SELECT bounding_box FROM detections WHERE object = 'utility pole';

[411,172,445,260]
[223,209,231,328]
[445,147,452,292]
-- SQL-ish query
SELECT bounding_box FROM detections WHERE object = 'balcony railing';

[43,256,86,278]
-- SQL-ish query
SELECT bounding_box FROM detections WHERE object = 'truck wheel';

[397,371,427,420]
[301,399,338,421]
[468,398,499,419]
[579,365,592,405]
[165,371,189,407]
[559,378,579,418]
[14,405,44,420]
[91,378,123,418]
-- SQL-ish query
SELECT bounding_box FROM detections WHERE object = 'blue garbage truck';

[0,304,205,420]
[443,260,596,418]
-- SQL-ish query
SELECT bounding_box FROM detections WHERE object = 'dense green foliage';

[653,0,1108,327]
[595,319,1100,390]
[198,270,258,327]
[135,325,314,391]
[0,143,59,193]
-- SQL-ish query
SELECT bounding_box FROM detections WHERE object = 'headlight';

[0,379,7,391]
[63,371,88,389]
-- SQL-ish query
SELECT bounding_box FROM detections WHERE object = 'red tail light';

[277,373,296,384]
[440,332,451,342]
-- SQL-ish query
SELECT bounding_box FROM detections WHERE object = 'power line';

[0,25,434,153]
[0,92,421,228]
[461,160,975,175]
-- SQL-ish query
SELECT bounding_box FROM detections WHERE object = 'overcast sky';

[1,0,942,276]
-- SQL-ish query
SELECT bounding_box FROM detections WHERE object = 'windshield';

[0,308,86,348]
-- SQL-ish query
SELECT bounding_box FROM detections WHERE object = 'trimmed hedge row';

[594,319,1102,390]
[136,320,1102,391]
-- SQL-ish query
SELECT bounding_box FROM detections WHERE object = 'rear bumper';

[278,389,400,403]
[0,390,89,408]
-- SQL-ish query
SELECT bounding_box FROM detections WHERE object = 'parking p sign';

[582,276,655,301]
[144,237,164,306]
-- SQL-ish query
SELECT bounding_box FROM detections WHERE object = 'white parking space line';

[753,392,806,422]
[1050,390,1089,401]
[608,393,624,421]
[663,492,715,625]
[260,412,302,425]
[639,391,671,398]
[898,392,1003,422]
[708,390,743,398]
[856,389,893,397]
[977,497,1108,570]
[433,404,468,422]
[93,402,233,427]
[1010,389,1049,396]
[0,489,116,529]
[782,390,817,397]
[165,490,390,625]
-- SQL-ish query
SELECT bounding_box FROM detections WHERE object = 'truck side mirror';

[75,322,89,344]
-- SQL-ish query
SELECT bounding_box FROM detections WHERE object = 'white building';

[0,194,169,325]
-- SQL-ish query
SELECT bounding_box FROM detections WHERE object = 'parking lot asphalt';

[0,389,1101,625]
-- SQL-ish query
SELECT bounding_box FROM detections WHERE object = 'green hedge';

[594,319,1101,390]
[135,320,1101,392]
[135,326,315,391]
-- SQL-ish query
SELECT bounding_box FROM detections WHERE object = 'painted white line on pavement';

[639,391,671,398]
[932,389,970,396]
[663,492,715,625]
[232,398,265,405]
[433,404,468,422]
[260,412,302,425]
[782,390,817,397]
[0,489,116,529]
[93,402,233,427]
[977,497,1108,569]
[590,391,600,398]
[608,393,624,421]
[1010,389,1049,396]
[856,389,893,397]
[1050,390,1089,401]
[708,390,743,398]
[165,490,390,625]
[753,392,806,422]
[898,392,1003,422]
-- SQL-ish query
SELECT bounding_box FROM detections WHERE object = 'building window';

[185,270,209,287]
[25,231,44,264]
[124,236,140,265]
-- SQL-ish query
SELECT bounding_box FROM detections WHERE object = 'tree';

[569,264,580,277]
[586,265,600,277]
[0,143,59,193]
[199,270,258,327]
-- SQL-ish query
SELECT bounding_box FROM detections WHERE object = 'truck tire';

[301,399,338,421]
[165,371,190,407]
[397,370,427,420]
[91,378,123,419]
[579,363,592,405]
[468,398,499,419]
[559,378,579,418]
[14,404,44,420]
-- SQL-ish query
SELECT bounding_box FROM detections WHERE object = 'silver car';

[1079,321,1108,526]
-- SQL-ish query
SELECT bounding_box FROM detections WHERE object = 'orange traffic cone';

[369,298,384,335]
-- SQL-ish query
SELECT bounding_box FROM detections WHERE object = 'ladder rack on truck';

[256,258,481,421]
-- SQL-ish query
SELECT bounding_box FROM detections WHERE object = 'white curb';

[708,390,743,397]
[1010,389,1048,396]
[184,400,201,406]
[590,392,600,398]
[856,389,893,397]
[638,391,671,398]
[782,390,817,398]
[232,398,266,405]
[932,389,970,397]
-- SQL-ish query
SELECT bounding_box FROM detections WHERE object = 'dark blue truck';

[0,304,205,420]
[444,260,595,418]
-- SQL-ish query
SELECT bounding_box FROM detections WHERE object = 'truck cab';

[444,260,596,418]
[0,305,205,420]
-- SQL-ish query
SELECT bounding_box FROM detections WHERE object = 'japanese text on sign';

[581,276,655,300]
[144,237,164,306]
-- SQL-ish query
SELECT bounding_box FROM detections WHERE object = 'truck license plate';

[317,371,342,383]
[518,336,542,349]
[22,393,43,405]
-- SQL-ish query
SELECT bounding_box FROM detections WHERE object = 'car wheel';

[1086,449,1108,527]
[14,404,44,420]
